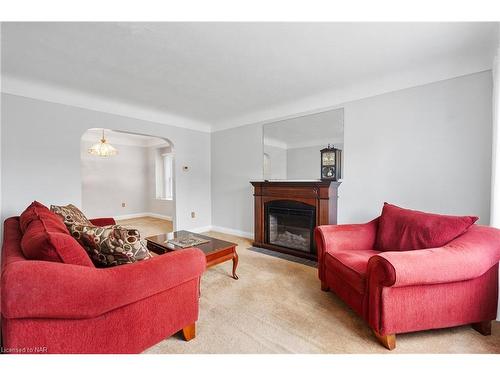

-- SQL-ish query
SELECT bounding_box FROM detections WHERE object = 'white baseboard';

[189,225,213,234]
[112,216,253,240]
[114,212,173,221]
[189,225,253,239]
[210,225,254,240]
[114,212,149,220]
[146,212,173,221]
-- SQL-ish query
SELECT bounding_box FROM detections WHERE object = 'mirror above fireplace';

[262,108,344,181]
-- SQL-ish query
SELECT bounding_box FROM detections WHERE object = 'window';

[156,152,174,200]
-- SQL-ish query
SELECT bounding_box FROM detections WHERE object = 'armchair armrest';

[90,217,116,226]
[315,218,379,279]
[367,225,500,288]
[2,248,206,319]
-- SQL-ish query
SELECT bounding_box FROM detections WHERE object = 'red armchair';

[316,215,500,350]
[1,216,206,353]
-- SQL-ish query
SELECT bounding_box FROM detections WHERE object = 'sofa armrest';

[1,248,206,319]
[368,225,500,288]
[89,217,116,226]
[315,218,379,279]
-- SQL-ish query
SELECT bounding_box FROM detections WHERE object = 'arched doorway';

[80,128,176,235]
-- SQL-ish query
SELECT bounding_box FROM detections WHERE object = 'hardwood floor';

[116,216,173,238]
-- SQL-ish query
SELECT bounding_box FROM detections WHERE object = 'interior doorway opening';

[80,128,176,235]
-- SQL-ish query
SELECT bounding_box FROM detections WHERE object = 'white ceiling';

[264,108,343,149]
[1,22,497,132]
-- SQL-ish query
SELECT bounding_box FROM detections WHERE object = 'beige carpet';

[119,219,500,353]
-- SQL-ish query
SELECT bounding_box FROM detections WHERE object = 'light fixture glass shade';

[88,130,118,157]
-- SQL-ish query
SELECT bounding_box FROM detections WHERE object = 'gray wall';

[286,144,326,180]
[1,94,211,231]
[339,71,492,224]
[286,143,343,180]
[81,141,149,218]
[147,145,175,218]
[81,140,175,219]
[211,71,493,236]
[211,124,262,236]
[263,144,287,179]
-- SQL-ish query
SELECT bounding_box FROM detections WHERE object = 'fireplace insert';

[264,200,316,256]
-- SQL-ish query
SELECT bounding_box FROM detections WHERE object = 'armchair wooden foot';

[321,281,330,291]
[181,323,196,341]
[472,321,491,336]
[373,330,396,350]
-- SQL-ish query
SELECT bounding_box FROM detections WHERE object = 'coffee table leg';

[232,250,239,280]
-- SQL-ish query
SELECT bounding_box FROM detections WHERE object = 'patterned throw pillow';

[50,204,93,228]
[69,223,152,267]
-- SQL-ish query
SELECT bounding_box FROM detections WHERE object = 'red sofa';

[1,213,206,354]
[316,204,500,350]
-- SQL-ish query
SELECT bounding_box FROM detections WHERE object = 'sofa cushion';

[50,204,93,228]
[21,231,95,267]
[324,249,381,294]
[375,202,478,251]
[20,203,94,267]
[20,201,68,234]
[69,224,152,267]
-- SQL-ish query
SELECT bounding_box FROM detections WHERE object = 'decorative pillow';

[20,203,94,267]
[50,204,93,228]
[69,223,152,267]
[375,202,478,251]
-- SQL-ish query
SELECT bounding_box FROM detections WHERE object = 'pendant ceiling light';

[88,129,118,157]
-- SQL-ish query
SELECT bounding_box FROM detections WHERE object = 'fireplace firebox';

[265,200,316,255]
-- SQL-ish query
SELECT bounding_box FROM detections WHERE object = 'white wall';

[1,94,211,231]
[147,145,175,219]
[286,144,343,180]
[81,141,149,218]
[82,138,176,220]
[263,144,287,179]
[286,144,341,180]
[339,71,492,224]
[211,124,262,237]
[211,71,493,236]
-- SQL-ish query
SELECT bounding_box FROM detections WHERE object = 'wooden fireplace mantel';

[250,180,341,260]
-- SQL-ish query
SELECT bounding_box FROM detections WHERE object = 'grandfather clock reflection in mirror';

[320,144,342,181]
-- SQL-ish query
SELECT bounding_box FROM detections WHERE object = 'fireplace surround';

[250,180,341,260]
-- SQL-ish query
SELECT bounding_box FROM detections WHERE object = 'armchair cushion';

[325,249,380,294]
[370,224,500,288]
[375,202,478,251]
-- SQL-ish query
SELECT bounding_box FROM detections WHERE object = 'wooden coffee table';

[145,230,239,280]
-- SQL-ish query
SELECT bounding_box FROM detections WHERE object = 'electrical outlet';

[191,211,196,218]
[122,202,126,208]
